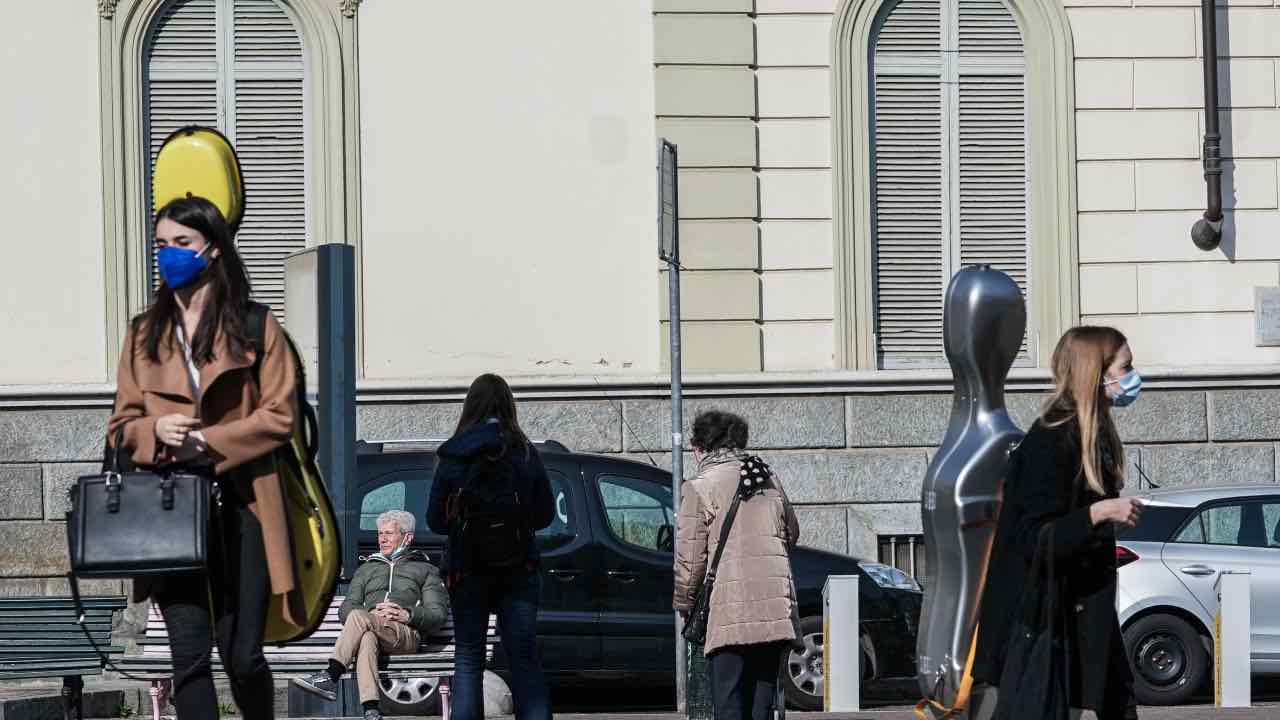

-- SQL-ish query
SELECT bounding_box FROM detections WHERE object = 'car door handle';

[607,570,640,583]
[546,569,581,582]
[1180,565,1217,577]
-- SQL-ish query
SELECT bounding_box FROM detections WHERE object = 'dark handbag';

[66,426,215,579]
[993,524,1071,720]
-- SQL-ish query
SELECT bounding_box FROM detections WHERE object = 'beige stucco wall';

[1069,3,1280,366]
[357,0,659,379]
[655,1,841,374]
[657,0,1280,372]
[0,3,107,385]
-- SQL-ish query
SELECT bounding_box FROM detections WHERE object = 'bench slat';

[0,638,115,648]
[0,645,124,656]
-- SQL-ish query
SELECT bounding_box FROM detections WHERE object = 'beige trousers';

[332,608,420,703]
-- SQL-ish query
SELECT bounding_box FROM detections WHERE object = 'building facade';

[2,0,1280,600]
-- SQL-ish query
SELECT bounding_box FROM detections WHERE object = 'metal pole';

[669,253,685,713]
[659,137,689,715]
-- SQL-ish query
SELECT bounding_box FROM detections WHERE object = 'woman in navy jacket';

[426,373,554,720]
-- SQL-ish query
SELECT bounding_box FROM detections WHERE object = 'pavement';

[4,678,1280,719]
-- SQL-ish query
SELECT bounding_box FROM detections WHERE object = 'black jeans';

[155,496,273,720]
[709,642,785,720]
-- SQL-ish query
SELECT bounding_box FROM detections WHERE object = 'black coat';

[973,418,1135,716]
[425,422,555,577]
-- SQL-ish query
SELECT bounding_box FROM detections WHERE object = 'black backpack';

[454,448,529,570]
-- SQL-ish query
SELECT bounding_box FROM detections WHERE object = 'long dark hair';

[136,196,253,366]
[453,374,530,452]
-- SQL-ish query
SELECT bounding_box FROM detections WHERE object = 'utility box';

[823,575,860,711]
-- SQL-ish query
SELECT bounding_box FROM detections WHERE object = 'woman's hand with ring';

[155,414,201,448]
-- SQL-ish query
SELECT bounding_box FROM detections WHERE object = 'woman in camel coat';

[673,410,800,720]
[108,196,299,720]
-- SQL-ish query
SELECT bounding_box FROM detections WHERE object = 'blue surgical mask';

[1105,369,1142,408]
[156,245,212,290]
[385,535,409,561]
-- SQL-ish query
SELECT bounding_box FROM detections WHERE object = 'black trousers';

[155,496,273,720]
[709,642,785,720]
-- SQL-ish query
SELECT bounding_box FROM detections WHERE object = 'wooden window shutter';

[143,0,306,321]
[871,0,945,367]
[957,0,1029,358]
[870,0,1029,368]
[231,0,306,320]
[145,0,219,292]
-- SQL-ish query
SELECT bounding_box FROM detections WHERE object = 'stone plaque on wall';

[1256,287,1280,346]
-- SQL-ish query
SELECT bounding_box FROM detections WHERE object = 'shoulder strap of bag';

[246,301,269,382]
[704,489,744,582]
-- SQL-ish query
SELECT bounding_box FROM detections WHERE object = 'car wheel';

[784,616,825,711]
[1123,613,1209,706]
[378,674,442,715]
[785,615,870,710]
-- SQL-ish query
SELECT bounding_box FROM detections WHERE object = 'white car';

[1116,484,1280,705]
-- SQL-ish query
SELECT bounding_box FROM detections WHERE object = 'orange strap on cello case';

[913,623,979,720]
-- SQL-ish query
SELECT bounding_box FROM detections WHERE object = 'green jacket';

[339,550,449,636]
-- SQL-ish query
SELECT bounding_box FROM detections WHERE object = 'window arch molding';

[831,0,1078,369]
[98,0,359,366]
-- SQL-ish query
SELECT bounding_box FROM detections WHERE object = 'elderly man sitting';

[293,510,449,720]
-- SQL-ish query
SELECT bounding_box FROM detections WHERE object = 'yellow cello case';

[154,127,341,644]
[250,309,342,646]
[152,125,245,226]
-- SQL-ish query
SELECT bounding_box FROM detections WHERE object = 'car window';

[1174,503,1250,546]
[1266,503,1280,548]
[598,474,674,553]
[536,470,576,551]
[358,468,435,534]
[360,481,407,531]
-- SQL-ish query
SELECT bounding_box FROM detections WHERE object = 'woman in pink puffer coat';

[673,410,800,720]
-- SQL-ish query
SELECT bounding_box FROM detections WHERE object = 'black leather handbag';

[66,426,215,580]
[994,524,1071,720]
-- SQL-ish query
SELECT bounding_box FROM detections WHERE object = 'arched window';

[143,0,307,319]
[870,0,1028,367]
[832,0,1077,370]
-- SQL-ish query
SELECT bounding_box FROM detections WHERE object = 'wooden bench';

[117,596,495,719]
[0,596,128,720]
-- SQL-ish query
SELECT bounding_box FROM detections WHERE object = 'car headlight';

[858,561,922,592]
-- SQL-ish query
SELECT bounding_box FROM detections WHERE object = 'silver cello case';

[916,265,1027,712]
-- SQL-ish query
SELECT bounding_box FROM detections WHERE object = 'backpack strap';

[245,302,270,383]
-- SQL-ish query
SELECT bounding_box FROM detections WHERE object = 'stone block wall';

[4,386,1279,596]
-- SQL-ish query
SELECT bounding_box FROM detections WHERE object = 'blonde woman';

[973,326,1144,719]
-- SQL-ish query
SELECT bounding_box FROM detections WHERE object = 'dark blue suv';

[353,439,922,710]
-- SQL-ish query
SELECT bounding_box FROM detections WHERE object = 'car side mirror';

[656,523,674,552]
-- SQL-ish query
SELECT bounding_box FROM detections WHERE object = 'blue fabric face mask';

[1106,369,1142,408]
[156,245,211,290]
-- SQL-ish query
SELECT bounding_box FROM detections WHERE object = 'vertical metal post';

[316,244,358,583]
[669,250,686,712]
[659,139,692,715]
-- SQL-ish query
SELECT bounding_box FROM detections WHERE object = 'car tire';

[378,675,442,716]
[784,615,871,711]
[1123,613,1209,706]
